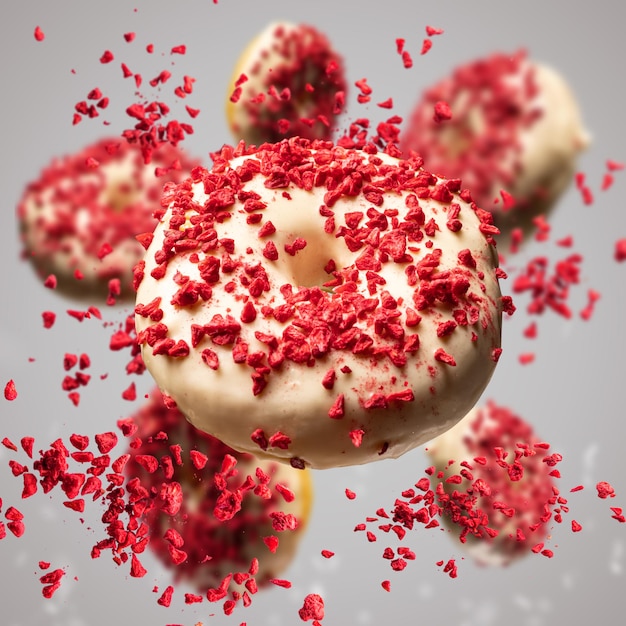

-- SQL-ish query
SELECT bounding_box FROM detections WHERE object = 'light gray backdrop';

[1,1,625,625]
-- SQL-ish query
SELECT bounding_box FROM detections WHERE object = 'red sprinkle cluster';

[400,50,541,212]
[70,31,198,163]
[353,402,624,581]
[510,251,584,319]
[395,25,443,69]
[61,351,92,406]
[1,390,304,614]
[229,23,347,145]
[126,389,303,597]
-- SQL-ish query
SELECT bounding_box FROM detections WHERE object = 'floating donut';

[426,401,558,565]
[400,50,589,233]
[17,137,199,301]
[134,138,506,470]
[125,388,312,591]
[226,22,347,145]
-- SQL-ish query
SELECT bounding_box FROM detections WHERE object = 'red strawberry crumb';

[596,481,615,499]
[433,101,452,123]
[43,274,57,289]
[299,593,325,622]
[42,311,56,328]
[518,353,535,365]
[122,382,137,401]
[263,535,279,553]
[100,50,114,63]
[4,380,17,401]
[614,239,626,262]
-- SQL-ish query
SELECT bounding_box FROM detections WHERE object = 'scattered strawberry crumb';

[4,380,17,401]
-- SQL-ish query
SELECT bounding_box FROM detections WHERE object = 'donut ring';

[426,401,558,565]
[17,137,198,301]
[226,22,347,145]
[400,50,589,232]
[125,388,312,590]
[135,138,505,469]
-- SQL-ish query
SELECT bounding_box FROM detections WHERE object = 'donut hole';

[104,179,139,213]
[437,100,484,160]
[280,235,338,288]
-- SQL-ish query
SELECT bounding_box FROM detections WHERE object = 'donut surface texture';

[18,137,198,301]
[135,138,505,469]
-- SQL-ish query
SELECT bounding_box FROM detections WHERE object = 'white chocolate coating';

[400,52,589,223]
[135,140,504,469]
[513,62,589,211]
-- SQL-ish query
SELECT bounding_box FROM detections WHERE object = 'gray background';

[1,1,625,624]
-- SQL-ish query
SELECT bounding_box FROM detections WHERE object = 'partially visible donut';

[134,138,506,470]
[226,22,347,145]
[17,137,199,301]
[400,50,589,231]
[426,401,558,566]
[125,388,313,591]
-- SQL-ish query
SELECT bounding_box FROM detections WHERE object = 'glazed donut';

[226,22,346,145]
[17,137,199,301]
[426,401,558,566]
[126,388,312,591]
[400,50,589,232]
[134,138,505,470]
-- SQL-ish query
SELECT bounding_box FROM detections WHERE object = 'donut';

[134,137,506,470]
[400,50,589,233]
[125,388,312,591]
[17,137,199,301]
[226,22,347,145]
[426,401,558,566]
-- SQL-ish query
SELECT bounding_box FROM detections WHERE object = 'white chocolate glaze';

[135,139,504,469]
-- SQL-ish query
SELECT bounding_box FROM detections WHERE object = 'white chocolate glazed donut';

[400,51,589,227]
[126,388,312,590]
[226,21,347,145]
[426,401,557,566]
[135,138,505,469]
[17,137,198,301]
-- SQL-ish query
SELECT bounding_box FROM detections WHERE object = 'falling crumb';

[4,380,17,401]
